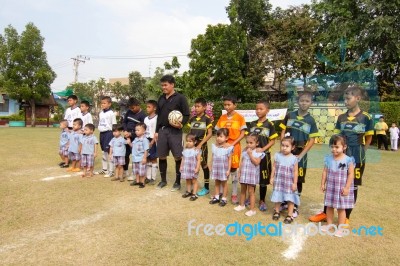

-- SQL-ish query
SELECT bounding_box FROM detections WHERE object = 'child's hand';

[247,148,253,155]
[195,167,200,174]
[292,183,297,192]
[256,147,263,153]
[195,144,202,151]
[341,187,350,196]
[270,178,274,186]
[223,143,232,148]
[226,171,231,178]
[94,153,97,158]
[141,159,146,165]
[109,154,112,160]
[124,131,131,138]
[320,184,325,192]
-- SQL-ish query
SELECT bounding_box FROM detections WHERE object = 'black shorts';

[156,127,183,158]
[293,147,307,183]
[147,138,158,160]
[100,131,113,152]
[200,143,208,167]
[259,152,272,186]
[347,145,366,186]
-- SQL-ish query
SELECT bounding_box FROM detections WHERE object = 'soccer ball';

[168,110,183,125]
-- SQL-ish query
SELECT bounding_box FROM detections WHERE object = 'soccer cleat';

[259,202,267,212]
[104,172,114,178]
[231,195,239,205]
[245,210,256,217]
[309,211,327,222]
[197,187,209,196]
[234,205,246,212]
[170,183,181,191]
[94,169,107,175]
[156,181,167,189]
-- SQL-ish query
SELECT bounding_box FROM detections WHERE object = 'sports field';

[0,127,399,265]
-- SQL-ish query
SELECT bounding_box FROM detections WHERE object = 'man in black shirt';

[154,75,190,190]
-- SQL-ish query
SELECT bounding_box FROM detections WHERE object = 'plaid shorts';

[81,154,95,168]
[69,152,81,161]
[132,162,146,177]
[59,146,68,157]
[113,156,125,166]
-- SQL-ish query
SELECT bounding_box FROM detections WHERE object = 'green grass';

[0,127,399,265]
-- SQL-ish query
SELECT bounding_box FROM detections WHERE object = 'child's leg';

[214,180,221,198]
[326,207,334,225]
[146,162,152,180]
[274,202,281,213]
[186,179,192,193]
[139,175,145,184]
[151,159,158,180]
[230,169,238,196]
[248,185,256,211]
[259,185,267,203]
[222,181,228,199]
[239,183,247,206]
[192,178,198,195]
[287,202,294,217]
[337,209,346,225]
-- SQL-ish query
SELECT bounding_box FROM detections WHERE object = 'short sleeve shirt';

[132,136,150,162]
[68,131,83,153]
[215,112,247,141]
[188,114,213,140]
[334,111,374,146]
[80,135,99,155]
[109,136,127,156]
[248,119,278,151]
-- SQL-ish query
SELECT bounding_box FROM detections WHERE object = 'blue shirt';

[132,136,149,162]
[68,131,83,153]
[80,135,99,155]
[59,129,69,148]
[109,136,127,156]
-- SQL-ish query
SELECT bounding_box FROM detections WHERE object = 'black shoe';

[190,195,198,201]
[219,199,227,207]
[182,191,192,198]
[157,181,167,189]
[58,162,65,166]
[130,180,139,186]
[60,164,70,168]
[139,183,145,188]
[209,197,220,204]
[171,183,181,191]
[145,178,150,184]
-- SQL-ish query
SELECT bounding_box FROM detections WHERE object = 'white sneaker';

[234,205,246,212]
[104,172,114,178]
[245,210,256,217]
[127,175,134,181]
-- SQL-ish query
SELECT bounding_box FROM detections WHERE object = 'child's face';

[392,123,396,127]
[60,122,68,129]
[186,138,195,148]
[113,130,121,137]
[83,127,93,135]
[216,134,228,145]
[129,105,140,113]
[298,95,312,112]
[135,126,145,137]
[344,93,360,110]
[72,121,81,131]
[280,140,293,155]
[146,104,156,115]
[194,103,206,116]
[80,104,89,113]
[330,142,346,157]
[246,137,257,149]
[101,99,112,110]
[67,98,77,107]
[223,100,236,114]
[255,103,269,119]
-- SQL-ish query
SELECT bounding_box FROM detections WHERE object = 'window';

[0,94,10,112]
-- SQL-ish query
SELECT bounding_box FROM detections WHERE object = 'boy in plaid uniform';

[67,118,83,172]
[80,123,98,177]
[187,98,213,196]
[129,123,149,188]
[109,125,127,182]
[58,120,70,168]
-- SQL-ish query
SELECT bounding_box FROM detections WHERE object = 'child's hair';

[73,118,83,127]
[329,134,347,147]
[60,119,68,125]
[128,97,140,107]
[135,122,147,130]
[101,96,112,103]
[297,91,313,101]
[216,128,229,138]
[256,99,270,109]
[281,136,295,147]
[112,124,124,132]
[186,133,197,144]
[85,123,95,132]
[81,100,90,108]
[246,133,259,143]
[160,75,175,85]
[146,100,158,109]
[222,95,237,104]
[344,85,364,97]
[67,95,78,101]
[194,98,207,106]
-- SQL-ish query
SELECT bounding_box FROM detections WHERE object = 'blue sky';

[0,0,310,91]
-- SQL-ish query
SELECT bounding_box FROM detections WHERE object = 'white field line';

[40,173,81,181]
[282,227,308,260]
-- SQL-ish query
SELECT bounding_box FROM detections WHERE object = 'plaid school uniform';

[133,162,146,176]
[132,137,149,177]
[211,144,234,181]
[181,148,200,180]
[271,152,300,205]
[81,154,95,167]
[113,156,125,166]
[324,155,355,209]
[239,149,265,185]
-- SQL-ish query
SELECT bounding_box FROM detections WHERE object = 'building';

[0,93,20,116]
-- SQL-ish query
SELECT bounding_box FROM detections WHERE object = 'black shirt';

[187,114,213,140]
[156,92,190,132]
[248,119,278,152]
[122,109,146,134]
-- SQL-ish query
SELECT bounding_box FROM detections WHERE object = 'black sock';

[159,159,167,182]
[323,205,327,214]
[175,159,182,184]
[203,167,210,189]
[345,186,358,219]
[259,185,267,202]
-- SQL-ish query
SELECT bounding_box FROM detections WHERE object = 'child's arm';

[197,127,213,149]
[230,129,246,146]
[342,162,354,196]
[195,152,201,173]
[320,167,327,192]
[248,149,262,166]
[226,154,232,177]
[280,129,286,141]
[142,150,148,164]
[270,161,276,186]
[259,138,276,153]
[364,135,372,151]
[298,137,315,160]
[94,144,98,157]
[292,161,298,191]
[79,143,82,154]
[109,147,113,159]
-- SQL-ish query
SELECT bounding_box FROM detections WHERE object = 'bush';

[4,111,25,121]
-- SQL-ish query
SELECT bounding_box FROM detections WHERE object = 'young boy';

[109,125,127,182]
[389,122,399,151]
[79,100,93,129]
[129,123,149,188]
[144,100,158,185]
[215,95,247,204]
[122,98,146,181]
[96,96,117,178]
[187,98,213,196]
[280,91,319,217]
[64,95,81,129]
[67,118,83,172]
[80,123,98,177]
[248,99,278,211]
[309,85,373,225]
[58,119,70,168]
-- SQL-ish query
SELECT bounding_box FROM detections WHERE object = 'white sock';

[146,163,152,179]
[102,151,108,171]
[151,164,158,180]
[231,171,238,196]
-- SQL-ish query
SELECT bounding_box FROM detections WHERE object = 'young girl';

[321,135,354,237]
[209,128,234,207]
[234,134,265,216]
[180,134,201,201]
[270,136,299,224]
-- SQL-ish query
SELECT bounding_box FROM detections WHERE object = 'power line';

[81,52,189,60]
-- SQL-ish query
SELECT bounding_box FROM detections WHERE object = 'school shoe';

[145,178,150,184]
[309,211,327,222]
[234,205,246,212]
[182,191,193,198]
[104,172,114,178]
[245,210,256,217]
[197,187,209,196]
[170,183,181,191]
[58,162,65,166]
[156,181,167,189]
[148,179,156,185]
[130,180,139,186]
[139,183,145,188]
[209,197,220,204]
[231,195,239,205]
[60,164,70,168]
[219,199,227,207]
[94,169,107,175]
[259,202,267,212]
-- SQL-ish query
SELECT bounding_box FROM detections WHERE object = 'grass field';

[0,127,399,265]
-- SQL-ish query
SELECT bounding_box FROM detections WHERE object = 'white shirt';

[98,109,117,132]
[389,127,399,139]
[64,106,81,127]
[79,112,93,128]
[144,115,157,139]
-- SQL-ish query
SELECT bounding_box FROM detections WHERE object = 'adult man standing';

[154,75,190,190]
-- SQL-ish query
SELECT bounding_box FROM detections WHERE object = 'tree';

[128,71,147,103]
[0,23,56,126]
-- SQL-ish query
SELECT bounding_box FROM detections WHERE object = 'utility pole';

[71,55,90,83]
